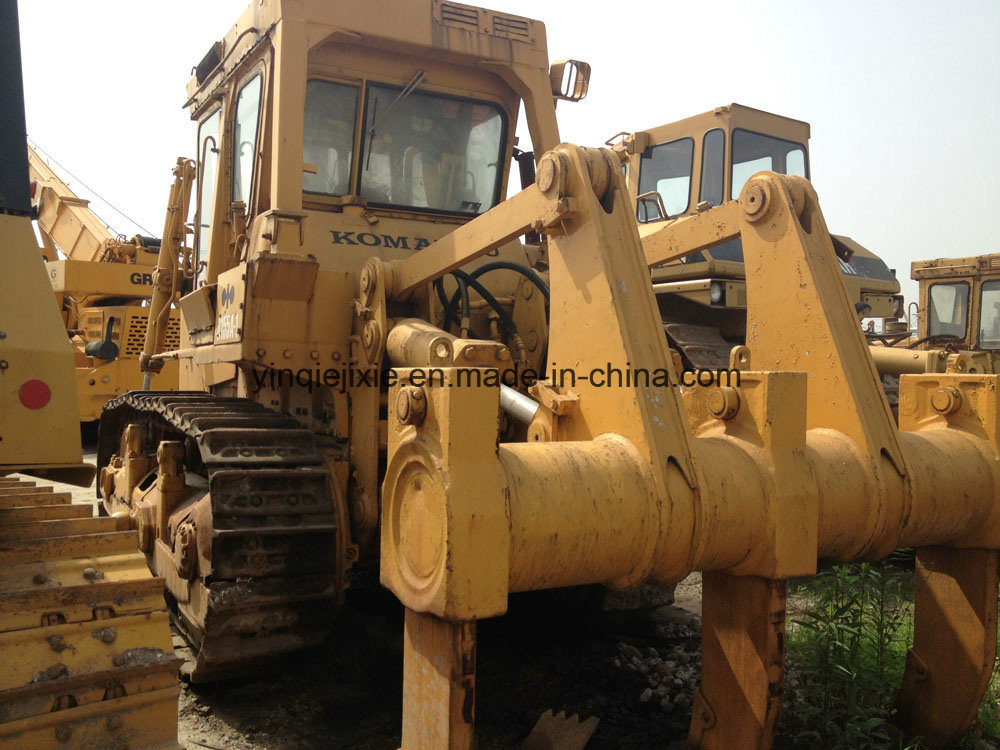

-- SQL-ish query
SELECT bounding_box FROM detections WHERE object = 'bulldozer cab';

[623,103,810,224]
[617,104,900,321]
[185,0,583,289]
[912,253,1000,350]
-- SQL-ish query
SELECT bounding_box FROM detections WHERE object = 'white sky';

[19,0,1000,306]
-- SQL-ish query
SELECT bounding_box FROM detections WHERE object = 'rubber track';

[99,392,342,682]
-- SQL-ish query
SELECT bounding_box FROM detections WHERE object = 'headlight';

[710,281,724,305]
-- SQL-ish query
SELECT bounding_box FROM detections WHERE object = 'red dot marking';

[19,380,51,410]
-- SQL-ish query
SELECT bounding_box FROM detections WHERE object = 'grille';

[490,14,530,39]
[439,2,479,28]
[122,311,181,357]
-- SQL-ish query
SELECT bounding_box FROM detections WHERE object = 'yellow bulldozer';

[75,0,997,747]
[859,253,1000,402]
[96,0,589,683]
[0,3,180,746]
[28,146,184,422]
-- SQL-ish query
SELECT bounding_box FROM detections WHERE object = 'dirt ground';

[174,582,704,750]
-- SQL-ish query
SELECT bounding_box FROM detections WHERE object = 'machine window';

[195,110,220,266]
[928,282,970,340]
[303,80,358,196]
[699,129,725,207]
[358,84,506,215]
[731,129,808,200]
[637,137,694,222]
[232,73,262,205]
[979,281,1000,349]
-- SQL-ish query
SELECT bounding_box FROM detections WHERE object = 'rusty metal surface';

[402,609,476,750]
[662,322,733,371]
[522,710,599,750]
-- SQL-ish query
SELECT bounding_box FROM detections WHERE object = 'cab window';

[979,280,1000,349]
[358,84,506,215]
[303,80,358,196]
[232,74,263,204]
[195,109,220,266]
[928,282,970,340]
[699,128,725,207]
[637,137,694,222]
[731,129,807,200]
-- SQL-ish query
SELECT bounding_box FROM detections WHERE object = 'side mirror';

[549,60,591,102]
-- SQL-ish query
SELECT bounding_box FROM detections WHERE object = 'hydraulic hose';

[448,269,527,364]
[441,261,548,333]
[435,275,470,336]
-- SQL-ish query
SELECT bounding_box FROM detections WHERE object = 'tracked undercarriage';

[97,392,349,682]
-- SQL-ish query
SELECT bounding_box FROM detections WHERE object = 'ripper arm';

[378,145,1000,749]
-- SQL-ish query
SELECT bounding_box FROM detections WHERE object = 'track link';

[98,392,345,683]
[0,476,180,749]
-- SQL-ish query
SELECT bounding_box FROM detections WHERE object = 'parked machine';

[0,2,179,746]
[910,252,1000,353]
[29,146,184,421]
[613,104,904,368]
[81,1,998,747]
[97,0,587,682]
[376,143,1000,749]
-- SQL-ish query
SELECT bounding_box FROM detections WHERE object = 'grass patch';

[778,555,1000,749]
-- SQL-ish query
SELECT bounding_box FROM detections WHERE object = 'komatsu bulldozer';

[28,146,183,422]
[0,2,180,746]
[97,0,589,682]
[614,104,904,369]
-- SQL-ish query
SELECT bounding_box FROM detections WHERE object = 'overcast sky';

[18,0,999,305]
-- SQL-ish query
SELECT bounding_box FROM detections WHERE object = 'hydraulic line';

[441,261,548,334]
[445,269,527,363]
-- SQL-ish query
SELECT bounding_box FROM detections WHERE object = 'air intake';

[439,2,479,28]
[490,15,529,39]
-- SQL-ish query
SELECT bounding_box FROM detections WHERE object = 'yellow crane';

[28,145,183,421]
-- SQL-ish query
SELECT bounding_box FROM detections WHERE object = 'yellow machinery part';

[375,147,1000,748]
[0,477,181,750]
[0,213,91,481]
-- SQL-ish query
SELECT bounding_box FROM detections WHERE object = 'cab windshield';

[359,84,506,215]
[731,129,807,199]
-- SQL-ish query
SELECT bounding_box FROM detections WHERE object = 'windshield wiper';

[365,70,426,170]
